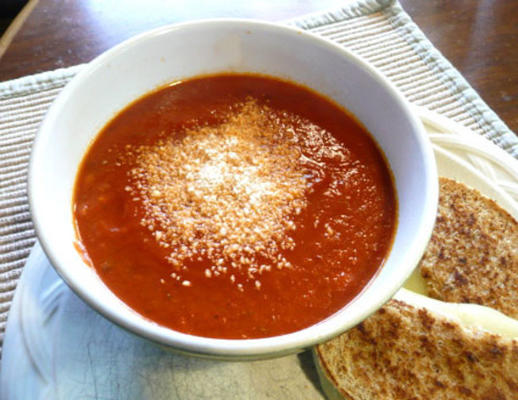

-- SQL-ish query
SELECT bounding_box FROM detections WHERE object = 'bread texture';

[316,177,518,399]
[419,177,518,318]
[316,299,518,400]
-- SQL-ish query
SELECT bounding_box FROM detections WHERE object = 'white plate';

[2,111,517,399]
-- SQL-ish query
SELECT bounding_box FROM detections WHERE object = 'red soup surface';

[73,74,396,339]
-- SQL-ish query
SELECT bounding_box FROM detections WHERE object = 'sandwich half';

[315,178,518,400]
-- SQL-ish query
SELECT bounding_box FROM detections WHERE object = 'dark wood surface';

[0,0,517,135]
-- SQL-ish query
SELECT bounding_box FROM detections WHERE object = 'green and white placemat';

[0,0,516,356]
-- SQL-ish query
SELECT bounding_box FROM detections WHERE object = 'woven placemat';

[0,0,516,357]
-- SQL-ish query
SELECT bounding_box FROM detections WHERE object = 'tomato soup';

[73,74,396,339]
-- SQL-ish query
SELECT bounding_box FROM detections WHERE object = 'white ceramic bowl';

[29,19,437,360]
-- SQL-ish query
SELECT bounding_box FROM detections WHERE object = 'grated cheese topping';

[127,100,309,285]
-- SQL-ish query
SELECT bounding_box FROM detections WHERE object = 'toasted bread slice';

[315,177,518,399]
[315,294,518,400]
[419,177,518,318]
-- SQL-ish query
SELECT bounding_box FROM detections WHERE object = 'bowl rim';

[29,18,438,359]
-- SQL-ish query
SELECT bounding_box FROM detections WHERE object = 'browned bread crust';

[316,177,518,399]
[316,299,518,400]
[419,177,518,318]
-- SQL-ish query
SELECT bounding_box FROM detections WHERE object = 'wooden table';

[1,0,517,135]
